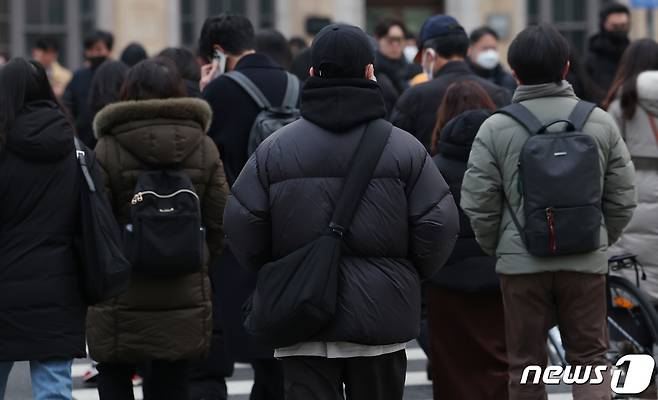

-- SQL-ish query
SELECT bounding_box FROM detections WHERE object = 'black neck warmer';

[301,76,387,132]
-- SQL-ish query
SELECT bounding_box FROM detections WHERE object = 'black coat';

[202,53,293,361]
[224,77,459,345]
[203,53,290,187]
[0,101,86,361]
[467,58,517,94]
[63,67,96,148]
[431,110,499,293]
[585,32,630,96]
[391,61,511,153]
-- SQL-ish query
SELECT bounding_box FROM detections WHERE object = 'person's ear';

[562,61,570,80]
[512,69,522,86]
[212,44,225,53]
[365,64,375,80]
[309,67,315,77]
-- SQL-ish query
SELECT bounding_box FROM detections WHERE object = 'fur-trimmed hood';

[92,97,213,166]
[94,97,212,138]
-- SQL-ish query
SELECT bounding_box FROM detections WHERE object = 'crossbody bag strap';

[74,137,96,192]
[329,119,392,237]
[225,70,272,109]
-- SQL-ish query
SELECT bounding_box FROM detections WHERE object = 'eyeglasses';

[384,36,405,45]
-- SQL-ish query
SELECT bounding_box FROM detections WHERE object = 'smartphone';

[212,49,227,79]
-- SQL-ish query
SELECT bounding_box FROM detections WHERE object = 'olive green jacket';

[461,82,636,275]
[87,98,228,362]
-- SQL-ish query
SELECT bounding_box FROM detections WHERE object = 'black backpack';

[74,138,131,304]
[225,71,300,156]
[124,170,205,276]
[243,119,393,348]
[496,101,602,257]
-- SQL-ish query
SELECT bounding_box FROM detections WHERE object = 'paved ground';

[4,342,576,400]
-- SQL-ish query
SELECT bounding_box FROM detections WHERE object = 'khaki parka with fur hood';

[86,97,228,362]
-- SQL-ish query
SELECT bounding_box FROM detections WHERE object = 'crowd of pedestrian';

[0,2,655,400]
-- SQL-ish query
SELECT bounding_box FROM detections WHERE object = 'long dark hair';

[89,60,129,118]
[432,80,496,155]
[0,57,59,150]
[603,39,658,118]
[120,57,187,101]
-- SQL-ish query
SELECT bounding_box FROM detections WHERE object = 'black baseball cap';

[311,23,374,79]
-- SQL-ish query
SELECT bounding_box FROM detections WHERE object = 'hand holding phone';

[199,50,228,92]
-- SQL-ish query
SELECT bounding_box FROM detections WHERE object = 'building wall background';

[0,0,657,70]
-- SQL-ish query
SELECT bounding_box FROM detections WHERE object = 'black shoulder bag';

[74,138,131,304]
[243,119,393,348]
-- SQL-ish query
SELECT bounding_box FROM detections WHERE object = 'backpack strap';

[495,103,544,135]
[281,73,300,109]
[568,101,596,131]
[329,119,392,237]
[225,71,272,109]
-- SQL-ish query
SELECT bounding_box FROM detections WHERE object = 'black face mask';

[604,29,629,44]
[87,56,107,70]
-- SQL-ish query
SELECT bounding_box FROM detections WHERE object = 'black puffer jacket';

[431,110,499,293]
[0,101,86,361]
[224,77,459,345]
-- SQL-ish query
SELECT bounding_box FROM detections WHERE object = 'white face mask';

[403,45,418,63]
[421,48,436,80]
[475,49,500,70]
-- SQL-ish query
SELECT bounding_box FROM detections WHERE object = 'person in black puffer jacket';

[429,108,508,400]
[224,24,459,400]
[0,58,86,399]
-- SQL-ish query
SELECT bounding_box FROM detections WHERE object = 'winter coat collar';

[512,80,577,103]
[435,60,471,78]
[235,53,283,71]
[93,97,213,166]
[301,76,387,131]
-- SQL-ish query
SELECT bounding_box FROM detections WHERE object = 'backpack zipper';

[131,189,199,205]
[546,207,557,254]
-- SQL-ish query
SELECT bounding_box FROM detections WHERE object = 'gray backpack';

[225,71,301,156]
[496,101,602,257]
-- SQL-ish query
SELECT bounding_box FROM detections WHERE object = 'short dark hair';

[508,24,569,85]
[84,30,114,51]
[34,37,59,52]
[600,3,631,28]
[158,47,201,82]
[256,29,293,69]
[374,17,407,38]
[120,57,187,101]
[469,26,499,44]
[425,33,469,59]
[120,43,148,67]
[198,13,255,60]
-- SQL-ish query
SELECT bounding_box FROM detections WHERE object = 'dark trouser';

[280,350,406,400]
[500,271,610,400]
[250,359,285,400]
[427,285,509,400]
[97,360,190,400]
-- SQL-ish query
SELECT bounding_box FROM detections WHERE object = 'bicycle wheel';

[607,275,658,362]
